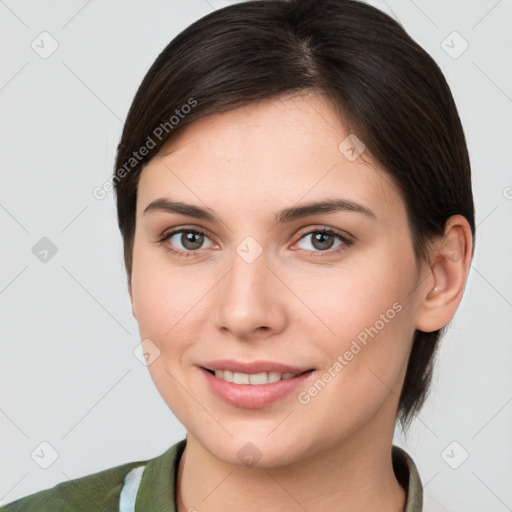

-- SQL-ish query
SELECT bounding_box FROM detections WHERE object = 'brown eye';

[310,232,337,251]
[176,230,205,251]
[295,228,352,257]
[159,228,214,256]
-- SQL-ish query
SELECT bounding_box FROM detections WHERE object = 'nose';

[212,244,287,341]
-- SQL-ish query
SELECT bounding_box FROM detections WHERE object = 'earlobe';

[415,215,473,333]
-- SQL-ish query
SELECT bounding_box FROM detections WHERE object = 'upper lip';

[201,359,314,375]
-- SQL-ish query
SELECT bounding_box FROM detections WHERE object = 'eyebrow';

[143,197,376,223]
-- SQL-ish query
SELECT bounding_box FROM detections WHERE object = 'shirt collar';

[393,445,423,511]
[135,439,185,511]
[135,440,423,511]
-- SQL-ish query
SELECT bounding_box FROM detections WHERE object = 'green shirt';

[1,440,423,511]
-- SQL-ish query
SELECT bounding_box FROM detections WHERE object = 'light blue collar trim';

[119,465,146,512]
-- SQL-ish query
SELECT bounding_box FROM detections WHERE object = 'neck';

[175,416,406,512]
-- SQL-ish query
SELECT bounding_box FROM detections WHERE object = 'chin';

[190,426,320,469]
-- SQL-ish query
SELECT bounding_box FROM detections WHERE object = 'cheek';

[131,240,205,340]
[130,245,205,420]
[294,247,414,348]
[294,253,416,422]
[293,304,413,445]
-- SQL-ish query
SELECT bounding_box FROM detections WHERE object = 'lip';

[199,361,316,409]
[201,359,313,374]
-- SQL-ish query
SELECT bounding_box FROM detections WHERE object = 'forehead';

[137,92,405,223]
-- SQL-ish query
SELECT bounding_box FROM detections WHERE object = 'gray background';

[0,0,511,510]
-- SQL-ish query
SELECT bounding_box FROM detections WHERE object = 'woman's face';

[130,91,424,467]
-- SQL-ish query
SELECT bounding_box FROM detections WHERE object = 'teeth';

[268,372,281,383]
[249,372,268,385]
[233,372,250,384]
[213,370,299,385]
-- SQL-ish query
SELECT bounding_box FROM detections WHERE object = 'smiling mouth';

[203,368,314,385]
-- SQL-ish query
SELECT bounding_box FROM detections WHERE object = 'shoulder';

[0,441,185,512]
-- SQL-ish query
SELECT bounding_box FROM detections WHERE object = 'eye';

[294,228,352,257]
[156,226,353,260]
[157,228,215,258]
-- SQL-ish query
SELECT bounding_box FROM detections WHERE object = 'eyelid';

[294,225,354,243]
[290,227,353,257]
[157,224,354,242]
[157,224,354,258]
[157,225,216,247]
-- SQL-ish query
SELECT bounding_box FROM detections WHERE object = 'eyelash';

[156,227,353,259]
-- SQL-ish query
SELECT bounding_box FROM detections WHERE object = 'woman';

[2,0,474,510]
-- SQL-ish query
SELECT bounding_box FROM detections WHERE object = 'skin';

[129,91,473,512]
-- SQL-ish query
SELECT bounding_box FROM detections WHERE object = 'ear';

[415,215,473,333]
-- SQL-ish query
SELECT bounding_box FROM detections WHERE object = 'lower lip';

[200,367,315,409]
